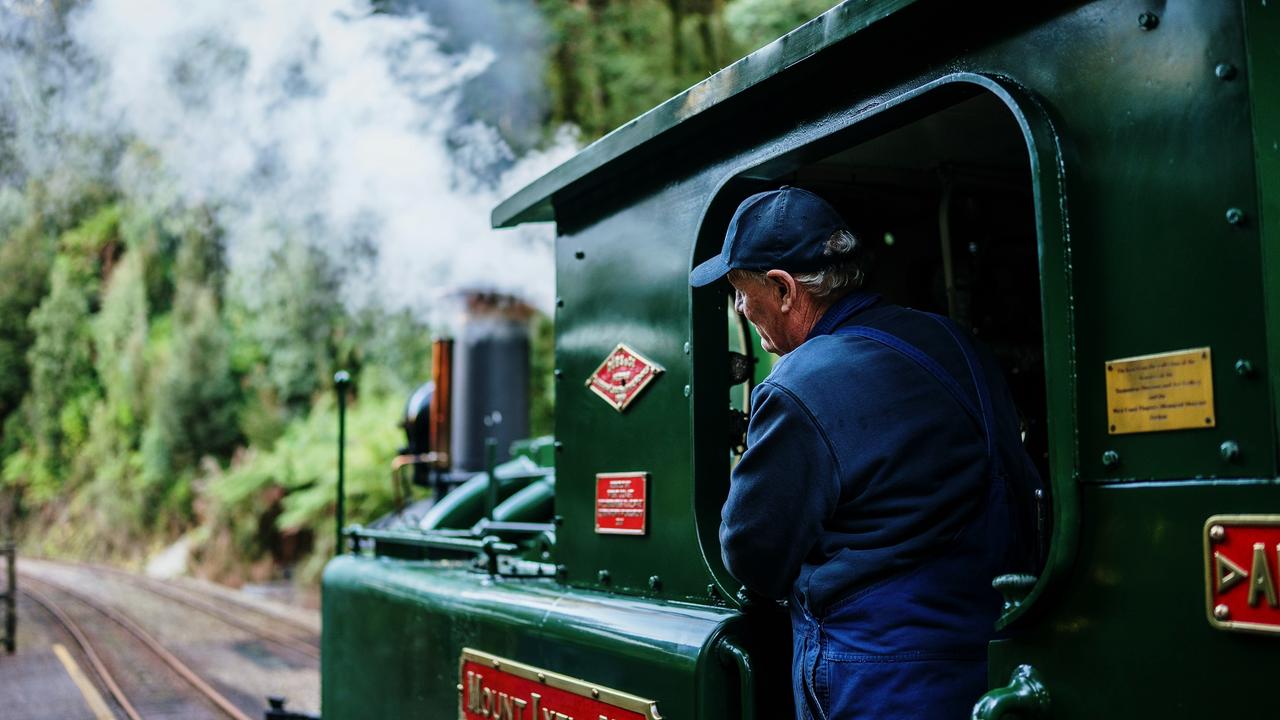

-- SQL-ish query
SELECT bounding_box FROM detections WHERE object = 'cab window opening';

[696,87,1053,601]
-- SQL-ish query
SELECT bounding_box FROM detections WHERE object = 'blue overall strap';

[926,313,998,461]
[835,320,992,459]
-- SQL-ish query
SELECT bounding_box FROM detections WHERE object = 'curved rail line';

[21,585,144,720]
[62,560,317,635]
[85,565,319,661]
[21,574,253,720]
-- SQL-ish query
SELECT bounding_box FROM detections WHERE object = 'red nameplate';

[460,649,660,720]
[1205,515,1280,635]
[595,472,648,536]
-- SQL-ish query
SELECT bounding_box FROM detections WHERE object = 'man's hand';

[736,585,786,614]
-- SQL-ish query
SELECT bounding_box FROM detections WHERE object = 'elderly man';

[689,187,1042,720]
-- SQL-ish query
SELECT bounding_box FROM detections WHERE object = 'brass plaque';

[1105,347,1215,434]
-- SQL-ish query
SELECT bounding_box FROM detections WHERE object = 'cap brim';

[689,255,731,287]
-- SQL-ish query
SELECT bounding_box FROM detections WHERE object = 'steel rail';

[82,565,319,661]
[22,574,253,720]
[21,585,143,720]
[75,561,318,638]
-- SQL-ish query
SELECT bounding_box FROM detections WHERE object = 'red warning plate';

[1205,515,1280,635]
[595,472,648,535]
[460,648,661,719]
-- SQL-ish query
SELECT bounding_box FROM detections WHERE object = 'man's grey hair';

[728,228,865,298]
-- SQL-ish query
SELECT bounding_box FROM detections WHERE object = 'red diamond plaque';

[585,343,664,412]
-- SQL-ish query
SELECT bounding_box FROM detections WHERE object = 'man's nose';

[734,289,744,313]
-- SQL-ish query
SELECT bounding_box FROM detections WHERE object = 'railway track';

[20,575,254,720]
[81,564,319,662]
[21,584,143,720]
[11,558,321,719]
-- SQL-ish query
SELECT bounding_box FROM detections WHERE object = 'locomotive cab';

[322,2,1279,718]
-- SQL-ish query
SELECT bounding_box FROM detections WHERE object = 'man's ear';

[764,269,798,312]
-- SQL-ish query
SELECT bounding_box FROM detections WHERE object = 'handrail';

[347,526,519,557]
[715,637,755,720]
[470,520,555,537]
[390,452,448,510]
[971,665,1050,720]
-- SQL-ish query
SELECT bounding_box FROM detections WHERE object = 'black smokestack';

[450,291,531,472]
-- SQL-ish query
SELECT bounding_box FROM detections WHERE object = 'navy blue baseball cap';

[689,186,850,287]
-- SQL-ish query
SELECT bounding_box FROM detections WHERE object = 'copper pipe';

[430,338,454,470]
[390,453,446,472]
[391,453,449,509]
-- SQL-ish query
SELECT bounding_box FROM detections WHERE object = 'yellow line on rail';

[52,642,115,720]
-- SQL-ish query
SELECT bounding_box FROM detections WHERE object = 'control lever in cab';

[728,300,759,457]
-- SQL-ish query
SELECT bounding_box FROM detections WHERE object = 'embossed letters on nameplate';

[459,648,662,719]
[1105,347,1215,434]
[586,343,664,412]
[1204,515,1280,635]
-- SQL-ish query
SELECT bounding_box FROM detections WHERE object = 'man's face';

[729,273,788,355]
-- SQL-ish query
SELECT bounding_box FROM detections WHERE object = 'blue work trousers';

[791,320,1013,719]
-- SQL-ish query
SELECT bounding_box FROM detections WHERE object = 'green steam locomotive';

[317,1,1280,717]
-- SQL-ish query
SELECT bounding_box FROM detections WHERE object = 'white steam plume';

[2,0,575,313]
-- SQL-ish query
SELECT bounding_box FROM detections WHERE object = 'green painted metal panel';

[321,556,747,719]
[543,0,1274,600]
[1056,1,1273,484]
[1244,0,1280,461]
[554,186,719,601]
[988,481,1280,716]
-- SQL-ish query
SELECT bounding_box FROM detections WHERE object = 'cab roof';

[491,0,923,229]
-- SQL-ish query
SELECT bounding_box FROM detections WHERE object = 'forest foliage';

[0,0,835,585]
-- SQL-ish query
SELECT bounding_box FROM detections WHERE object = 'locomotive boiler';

[319,1,1280,717]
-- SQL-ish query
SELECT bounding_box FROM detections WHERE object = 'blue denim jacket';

[721,293,1041,718]
[720,293,1039,614]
